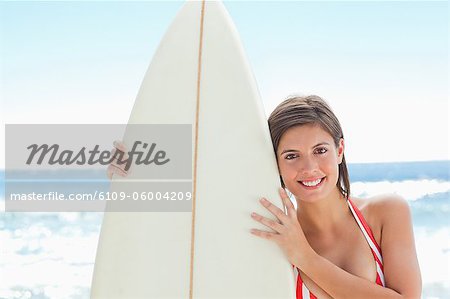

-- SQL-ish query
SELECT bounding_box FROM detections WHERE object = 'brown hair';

[268,95,350,198]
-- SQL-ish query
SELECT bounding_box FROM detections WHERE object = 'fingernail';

[260,198,266,202]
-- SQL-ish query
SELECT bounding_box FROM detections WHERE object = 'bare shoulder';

[352,193,409,213]
[350,194,411,243]
[366,194,411,224]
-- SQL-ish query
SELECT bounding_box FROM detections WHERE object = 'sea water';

[0,161,449,299]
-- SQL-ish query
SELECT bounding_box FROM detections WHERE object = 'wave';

[351,179,449,201]
[348,160,449,182]
[350,180,450,229]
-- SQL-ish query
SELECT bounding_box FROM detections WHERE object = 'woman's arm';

[251,191,422,299]
[296,195,422,299]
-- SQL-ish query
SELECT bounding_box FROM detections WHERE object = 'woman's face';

[277,124,344,203]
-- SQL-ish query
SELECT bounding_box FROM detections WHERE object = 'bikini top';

[293,198,385,299]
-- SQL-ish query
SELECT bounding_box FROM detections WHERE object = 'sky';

[0,1,448,166]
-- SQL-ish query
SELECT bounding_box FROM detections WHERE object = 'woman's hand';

[250,187,314,268]
[106,140,130,180]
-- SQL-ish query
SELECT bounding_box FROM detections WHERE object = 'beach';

[1,160,449,299]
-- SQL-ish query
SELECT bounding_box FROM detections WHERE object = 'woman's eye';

[315,147,327,154]
[285,153,298,160]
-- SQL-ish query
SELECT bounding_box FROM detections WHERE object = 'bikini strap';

[347,198,386,286]
[346,198,383,264]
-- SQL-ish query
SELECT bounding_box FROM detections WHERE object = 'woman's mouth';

[298,177,325,189]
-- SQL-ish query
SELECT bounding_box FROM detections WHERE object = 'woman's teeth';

[300,178,323,187]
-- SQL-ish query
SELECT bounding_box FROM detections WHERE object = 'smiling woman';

[250,95,422,299]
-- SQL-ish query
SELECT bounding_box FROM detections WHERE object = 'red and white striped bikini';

[293,198,386,299]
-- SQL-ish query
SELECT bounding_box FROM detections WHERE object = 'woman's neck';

[296,189,350,236]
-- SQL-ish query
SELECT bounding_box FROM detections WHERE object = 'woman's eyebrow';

[279,149,299,155]
[279,142,330,155]
[313,142,330,148]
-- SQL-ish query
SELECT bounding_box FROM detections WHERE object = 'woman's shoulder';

[350,194,410,244]
[351,193,409,219]
[351,193,409,218]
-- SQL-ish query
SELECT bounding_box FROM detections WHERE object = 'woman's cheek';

[279,163,291,179]
[321,153,339,174]
[279,161,298,183]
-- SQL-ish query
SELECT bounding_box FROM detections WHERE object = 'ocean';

[1,160,449,299]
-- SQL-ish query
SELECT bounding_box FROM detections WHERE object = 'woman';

[250,95,421,298]
[107,95,422,299]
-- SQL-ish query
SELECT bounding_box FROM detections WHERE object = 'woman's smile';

[298,177,326,189]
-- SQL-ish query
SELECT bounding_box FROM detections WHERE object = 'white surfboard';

[91,1,296,298]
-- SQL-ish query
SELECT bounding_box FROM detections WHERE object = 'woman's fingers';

[106,163,128,179]
[111,148,128,167]
[278,187,296,218]
[251,212,284,233]
[113,140,127,152]
[112,142,129,165]
[259,197,289,224]
[250,229,279,240]
[107,140,129,180]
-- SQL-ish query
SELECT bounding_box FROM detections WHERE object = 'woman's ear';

[338,138,345,164]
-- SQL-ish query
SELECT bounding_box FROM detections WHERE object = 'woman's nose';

[299,157,318,174]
